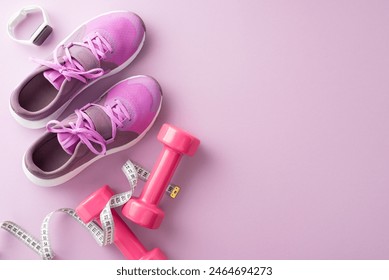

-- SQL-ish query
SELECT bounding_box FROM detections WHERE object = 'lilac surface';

[1,0,389,260]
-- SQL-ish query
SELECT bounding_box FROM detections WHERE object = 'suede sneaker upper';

[23,75,162,187]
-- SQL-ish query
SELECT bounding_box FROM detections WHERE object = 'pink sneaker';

[23,75,162,187]
[10,11,146,129]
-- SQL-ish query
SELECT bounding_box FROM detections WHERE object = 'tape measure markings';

[101,160,137,246]
[1,221,42,257]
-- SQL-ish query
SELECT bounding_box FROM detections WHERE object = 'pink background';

[1,0,389,260]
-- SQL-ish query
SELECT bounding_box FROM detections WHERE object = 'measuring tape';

[99,160,137,246]
[2,208,103,260]
[1,159,181,259]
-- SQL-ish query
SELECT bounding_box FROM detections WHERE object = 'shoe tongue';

[43,69,66,90]
[56,105,113,155]
[43,45,101,90]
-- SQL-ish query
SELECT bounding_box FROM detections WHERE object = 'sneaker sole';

[22,75,163,187]
[10,10,146,129]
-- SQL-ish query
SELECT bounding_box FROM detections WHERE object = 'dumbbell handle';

[141,147,182,205]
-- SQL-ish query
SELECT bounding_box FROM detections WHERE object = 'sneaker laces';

[46,99,130,155]
[32,32,113,83]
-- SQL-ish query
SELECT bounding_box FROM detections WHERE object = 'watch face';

[33,25,53,46]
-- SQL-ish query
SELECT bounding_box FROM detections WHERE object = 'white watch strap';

[7,5,53,46]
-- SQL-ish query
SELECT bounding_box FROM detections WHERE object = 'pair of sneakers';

[10,11,163,187]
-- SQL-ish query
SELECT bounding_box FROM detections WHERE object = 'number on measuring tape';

[1,221,42,256]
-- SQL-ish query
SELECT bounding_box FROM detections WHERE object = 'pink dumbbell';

[122,123,200,229]
[76,185,167,260]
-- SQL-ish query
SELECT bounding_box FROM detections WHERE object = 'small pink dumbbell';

[122,123,200,229]
[76,185,167,260]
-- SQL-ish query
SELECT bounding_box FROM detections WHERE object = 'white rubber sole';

[11,10,146,129]
[22,85,162,187]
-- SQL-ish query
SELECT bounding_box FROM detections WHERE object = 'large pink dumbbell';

[76,185,167,260]
[122,123,200,229]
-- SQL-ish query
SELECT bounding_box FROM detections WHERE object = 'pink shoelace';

[46,100,130,155]
[32,32,113,83]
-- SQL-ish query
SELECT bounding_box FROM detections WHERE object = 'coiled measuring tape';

[1,160,181,259]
